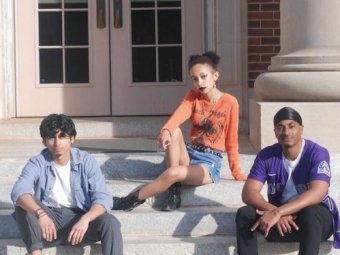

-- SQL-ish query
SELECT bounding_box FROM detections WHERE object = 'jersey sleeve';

[248,150,268,184]
[309,146,331,184]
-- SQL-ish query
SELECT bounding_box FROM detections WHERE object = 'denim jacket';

[11,147,113,212]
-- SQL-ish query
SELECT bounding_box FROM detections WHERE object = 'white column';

[0,0,16,119]
[254,0,340,101]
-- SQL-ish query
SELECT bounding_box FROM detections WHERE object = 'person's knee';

[99,214,121,231]
[171,128,184,142]
[298,205,326,224]
[162,167,182,182]
[236,205,256,225]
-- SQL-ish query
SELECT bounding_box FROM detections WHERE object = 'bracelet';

[37,212,47,219]
[34,208,44,218]
[36,210,46,219]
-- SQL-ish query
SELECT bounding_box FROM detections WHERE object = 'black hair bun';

[202,51,220,66]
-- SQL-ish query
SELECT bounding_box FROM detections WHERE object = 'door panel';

[110,0,203,115]
[15,0,203,117]
[16,0,111,116]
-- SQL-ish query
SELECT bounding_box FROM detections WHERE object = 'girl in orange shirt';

[113,51,247,212]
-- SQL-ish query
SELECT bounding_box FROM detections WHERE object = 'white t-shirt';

[280,139,305,204]
[49,160,77,208]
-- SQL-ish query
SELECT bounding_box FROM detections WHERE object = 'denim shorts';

[186,144,222,183]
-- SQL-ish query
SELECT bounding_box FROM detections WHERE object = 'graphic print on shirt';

[192,109,225,146]
[317,161,331,176]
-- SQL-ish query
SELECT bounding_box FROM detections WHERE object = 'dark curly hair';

[188,51,221,72]
[40,114,77,139]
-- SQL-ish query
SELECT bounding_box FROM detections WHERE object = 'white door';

[15,0,203,116]
[110,0,203,115]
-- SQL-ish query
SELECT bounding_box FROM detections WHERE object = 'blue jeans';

[186,144,222,183]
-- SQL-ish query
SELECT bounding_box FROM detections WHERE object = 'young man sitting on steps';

[236,107,340,255]
[11,114,123,255]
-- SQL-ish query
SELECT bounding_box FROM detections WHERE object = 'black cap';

[273,107,303,127]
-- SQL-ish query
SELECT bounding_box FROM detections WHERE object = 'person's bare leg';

[31,250,42,255]
[164,127,189,168]
[138,164,212,200]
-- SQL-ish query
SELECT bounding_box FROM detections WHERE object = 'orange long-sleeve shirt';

[162,90,241,175]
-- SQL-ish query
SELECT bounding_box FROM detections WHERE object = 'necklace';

[201,91,222,125]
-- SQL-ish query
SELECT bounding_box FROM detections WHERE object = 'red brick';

[248,80,255,88]
[274,46,281,53]
[261,3,279,11]
[248,62,271,71]
[248,45,274,54]
[248,20,260,28]
[248,12,273,20]
[274,11,280,19]
[248,28,273,36]
[248,4,260,11]
[248,0,274,3]
[261,54,276,62]
[261,20,280,28]
[248,37,261,45]
[248,54,261,62]
[261,37,280,45]
[248,71,262,79]
[274,29,280,36]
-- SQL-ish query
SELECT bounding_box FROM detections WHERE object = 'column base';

[249,99,340,152]
[254,72,340,101]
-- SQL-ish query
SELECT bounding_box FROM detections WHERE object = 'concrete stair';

[1,117,340,254]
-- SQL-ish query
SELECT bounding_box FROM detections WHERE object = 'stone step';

[0,152,256,181]
[0,117,248,139]
[3,178,340,210]
[0,236,338,255]
[0,179,251,210]
[0,207,238,239]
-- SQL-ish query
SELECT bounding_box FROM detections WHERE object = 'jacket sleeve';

[11,157,41,205]
[85,154,113,212]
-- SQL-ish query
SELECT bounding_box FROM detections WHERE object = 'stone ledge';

[249,100,340,152]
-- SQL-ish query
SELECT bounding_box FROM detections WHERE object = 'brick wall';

[247,0,280,88]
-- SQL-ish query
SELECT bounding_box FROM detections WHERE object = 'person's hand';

[157,129,172,150]
[38,213,57,242]
[251,209,281,237]
[68,216,90,245]
[275,215,299,236]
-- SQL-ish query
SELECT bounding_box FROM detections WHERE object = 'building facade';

[0,0,279,121]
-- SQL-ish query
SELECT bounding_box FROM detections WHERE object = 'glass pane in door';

[39,12,62,45]
[132,47,156,82]
[39,0,62,9]
[131,0,155,8]
[158,9,181,44]
[131,0,183,83]
[157,0,181,7]
[159,46,182,82]
[38,0,89,84]
[65,0,88,9]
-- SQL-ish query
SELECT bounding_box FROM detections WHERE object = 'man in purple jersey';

[236,107,340,255]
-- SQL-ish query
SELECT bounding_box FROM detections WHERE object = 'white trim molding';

[0,0,16,120]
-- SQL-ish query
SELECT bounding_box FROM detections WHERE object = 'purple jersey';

[249,139,340,248]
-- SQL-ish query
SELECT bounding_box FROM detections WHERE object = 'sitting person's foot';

[160,182,181,211]
[232,171,247,181]
[112,190,145,211]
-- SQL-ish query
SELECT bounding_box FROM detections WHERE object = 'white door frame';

[0,0,16,120]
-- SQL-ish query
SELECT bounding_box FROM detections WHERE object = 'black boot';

[112,190,145,212]
[160,182,181,211]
